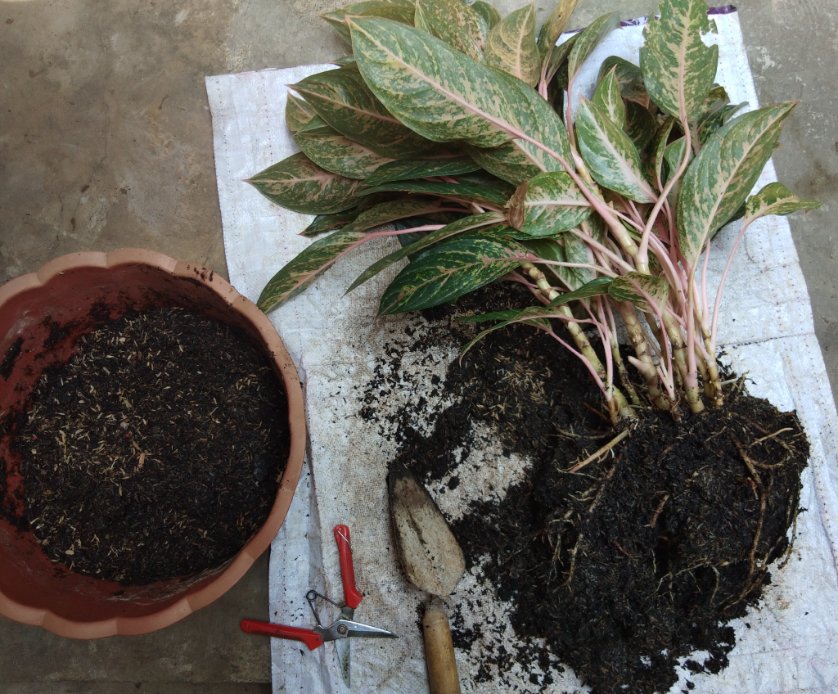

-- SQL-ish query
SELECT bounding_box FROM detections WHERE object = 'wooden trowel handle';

[422,597,461,694]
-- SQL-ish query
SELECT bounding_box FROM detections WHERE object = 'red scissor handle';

[334,524,363,609]
[239,619,324,650]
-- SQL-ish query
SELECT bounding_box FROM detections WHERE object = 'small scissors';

[240,524,397,685]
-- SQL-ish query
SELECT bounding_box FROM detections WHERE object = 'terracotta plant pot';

[0,249,306,638]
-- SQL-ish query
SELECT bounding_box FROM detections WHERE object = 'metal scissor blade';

[323,618,398,641]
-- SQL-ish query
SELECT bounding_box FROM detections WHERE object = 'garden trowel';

[388,463,465,694]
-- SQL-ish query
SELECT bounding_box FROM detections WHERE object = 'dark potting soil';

[364,288,809,694]
[15,306,289,584]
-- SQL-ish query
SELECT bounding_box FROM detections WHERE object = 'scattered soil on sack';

[366,287,809,693]
[9,306,289,584]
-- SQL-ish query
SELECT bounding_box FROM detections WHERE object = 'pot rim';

[0,248,307,638]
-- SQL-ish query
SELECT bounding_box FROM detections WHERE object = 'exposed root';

[646,493,670,528]
[732,441,768,606]
[557,465,618,588]
[750,427,795,447]
[567,428,631,473]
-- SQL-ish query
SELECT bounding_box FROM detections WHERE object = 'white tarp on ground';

[206,11,838,693]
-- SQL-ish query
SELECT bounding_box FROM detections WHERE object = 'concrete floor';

[0,0,835,691]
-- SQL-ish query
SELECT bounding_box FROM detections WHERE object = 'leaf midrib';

[350,19,565,168]
[292,84,404,127]
[698,117,778,237]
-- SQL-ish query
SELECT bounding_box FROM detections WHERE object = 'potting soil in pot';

[14,306,289,584]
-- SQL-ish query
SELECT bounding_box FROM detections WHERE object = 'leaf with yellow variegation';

[609,272,669,312]
[292,68,431,158]
[677,102,796,264]
[576,98,656,203]
[537,0,579,52]
[484,5,540,86]
[592,66,626,129]
[323,0,415,43]
[379,236,523,313]
[349,17,572,172]
[566,13,619,82]
[640,0,718,123]
[743,182,820,223]
[285,94,318,133]
[414,0,485,60]
[258,230,367,312]
[295,122,394,179]
[248,153,361,214]
[506,172,591,236]
[344,197,462,233]
[348,212,503,292]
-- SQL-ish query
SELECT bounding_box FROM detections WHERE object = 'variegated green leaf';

[323,0,416,43]
[561,233,596,288]
[414,0,484,60]
[608,272,669,312]
[301,209,360,237]
[484,5,540,86]
[592,66,626,129]
[537,0,579,52]
[543,32,578,87]
[472,1,500,33]
[625,102,657,153]
[292,68,430,158]
[575,98,656,203]
[349,17,571,170]
[567,13,619,82]
[525,235,594,290]
[663,136,688,183]
[697,101,744,144]
[506,172,591,236]
[332,55,358,69]
[348,211,502,291]
[365,157,478,186]
[361,173,514,206]
[295,123,394,179]
[676,102,796,264]
[581,214,607,244]
[258,230,366,312]
[466,142,542,185]
[285,94,318,132]
[248,153,361,214]
[379,236,522,313]
[345,197,459,232]
[503,92,573,174]
[743,182,820,222]
[598,56,650,106]
[639,0,718,122]
[651,117,677,186]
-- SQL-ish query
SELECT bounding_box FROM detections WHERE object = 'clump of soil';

[12,306,289,584]
[367,289,809,693]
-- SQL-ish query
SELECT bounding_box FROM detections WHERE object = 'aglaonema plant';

[249,0,818,425]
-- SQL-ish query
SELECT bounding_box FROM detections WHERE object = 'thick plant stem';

[559,305,633,424]
[616,303,671,412]
[702,336,725,407]
[521,262,634,423]
[609,334,642,407]
[662,313,704,414]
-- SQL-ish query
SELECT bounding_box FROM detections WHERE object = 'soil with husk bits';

[364,287,808,694]
[6,306,289,584]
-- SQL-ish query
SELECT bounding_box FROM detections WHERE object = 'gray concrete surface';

[0,0,835,691]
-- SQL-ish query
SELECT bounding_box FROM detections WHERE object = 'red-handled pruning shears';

[240,525,397,685]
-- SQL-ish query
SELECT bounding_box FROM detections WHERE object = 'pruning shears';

[240,524,397,686]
